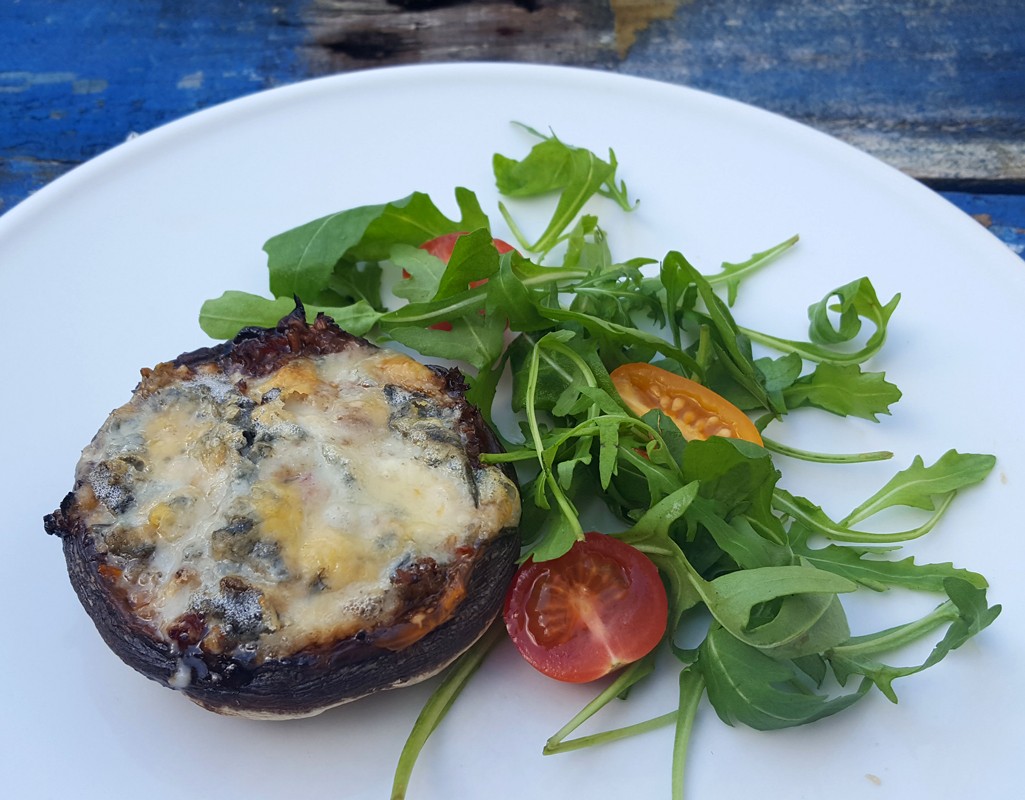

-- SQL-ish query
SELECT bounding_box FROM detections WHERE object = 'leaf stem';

[544,655,658,754]
[762,436,893,464]
[390,624,504,800]
[773,489,957,543]
[544,711,677,754]
[829,600,958,659]
[672,668,706,800]
[701,234,800,289]
[525,338,583,539]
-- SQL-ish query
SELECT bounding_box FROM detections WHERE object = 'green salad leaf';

[494,123,633,254]
[198,126,999,800]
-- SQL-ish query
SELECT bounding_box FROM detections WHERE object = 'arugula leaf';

[494,124,633,253]
[326,262,384,309]
[827,579,1001,701]
[432,228,502,300]
[681,437,781,524]
[666,251,779,413]
[773,488,957,544]
[672,667,706,798]
[741,592,853,660]
[379,284,485,328]
[199,292,304,338]
[264,192,475,299]
[756,352,805,395]
[687,505,792,571]
[703,234,800,305]
[538,304,702,376]
[700,625,871,730]
[390,245,447,303]
[606,442,683,520]
[617,483,705,627]
[596,417,621,489]
[810,279,890,343]
[795,540,990,592]
[774,451,993,545]
[264,202,389,300]
[560,214,635,275]
[507,333,578,413]
[347,188,489,263]
[387,315,505,373]
[391,623,504,800]
[494,132,608,198]
[517,332,592,558]
[784,362,902,420]
[494,125,633,208]
[485,256,552,332]
[705,565,858,653]
[700,351,802,414]
[199,291,382,339]
[660,250,690,349]
[741,277,900,365]
[841,450,996,525]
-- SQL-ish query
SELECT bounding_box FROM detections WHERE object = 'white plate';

[1,64,1021,799]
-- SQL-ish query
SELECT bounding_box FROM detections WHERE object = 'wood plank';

[303,1,617,71]
[618,0,1025,183]
[2,0,1023,259]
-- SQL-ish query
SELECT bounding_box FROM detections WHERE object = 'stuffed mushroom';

[44,304,521,718]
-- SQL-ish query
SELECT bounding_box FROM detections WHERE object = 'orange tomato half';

[610,362,763,445]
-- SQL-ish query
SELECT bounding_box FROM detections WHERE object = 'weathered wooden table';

[2,0,1022,256]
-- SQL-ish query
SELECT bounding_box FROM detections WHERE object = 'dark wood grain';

[304,0,617,71]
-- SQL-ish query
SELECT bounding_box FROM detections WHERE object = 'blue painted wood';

[1,0,308,210]
[620,0,1025,182]
[623,0,1025,130]
[1,0,1022,260]
[939,192,1025,257]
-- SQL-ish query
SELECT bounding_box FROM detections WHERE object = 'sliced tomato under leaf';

[408,232,516,330]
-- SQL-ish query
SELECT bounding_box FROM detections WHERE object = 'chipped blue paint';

[0,0,308,210]
[942,192,1025,257]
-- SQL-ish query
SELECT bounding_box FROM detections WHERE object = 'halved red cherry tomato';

[610,362,763,445]
[413,232,516,331]
[503,532,668,683]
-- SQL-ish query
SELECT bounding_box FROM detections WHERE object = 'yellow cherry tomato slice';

[610,363,763,445]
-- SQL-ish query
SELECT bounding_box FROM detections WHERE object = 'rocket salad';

[199,124,1000,799]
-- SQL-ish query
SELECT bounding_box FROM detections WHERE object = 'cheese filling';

[73,347,520,670]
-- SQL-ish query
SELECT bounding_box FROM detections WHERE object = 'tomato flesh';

[414,232,515,331]
[503,532,668,683]
[420,231,515,263]
[610,362,763,445]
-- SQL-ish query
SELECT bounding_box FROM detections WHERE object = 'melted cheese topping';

[74,347,520,670]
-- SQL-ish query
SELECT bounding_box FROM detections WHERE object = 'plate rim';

[2,62,1020,279]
